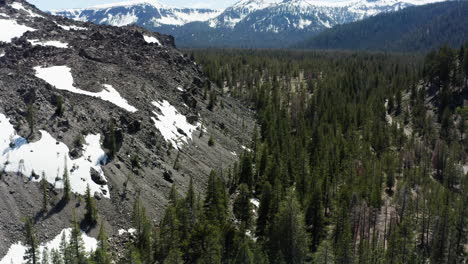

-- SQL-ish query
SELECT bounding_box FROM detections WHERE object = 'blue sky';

[27,0,238,10]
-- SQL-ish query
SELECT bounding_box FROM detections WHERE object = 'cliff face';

[0,0,254,257]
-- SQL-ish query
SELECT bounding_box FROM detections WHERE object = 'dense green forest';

[296,1,468,52]
[23,45,467,263]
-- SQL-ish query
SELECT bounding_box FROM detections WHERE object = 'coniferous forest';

[22,45,467,264]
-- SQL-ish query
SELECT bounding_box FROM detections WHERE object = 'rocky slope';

[0,0,254,259]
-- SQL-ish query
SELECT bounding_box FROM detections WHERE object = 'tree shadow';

[42,198,68,220]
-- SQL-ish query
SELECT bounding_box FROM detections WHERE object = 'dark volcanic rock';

[90,168,107,185]
[0,0,255,259]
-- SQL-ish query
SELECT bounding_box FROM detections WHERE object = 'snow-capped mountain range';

[51,0,447,47]
[51,0,222,27]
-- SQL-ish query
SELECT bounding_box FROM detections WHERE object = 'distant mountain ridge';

[296,0,467,52]
[51,0,448,48]
[51,0,221,27]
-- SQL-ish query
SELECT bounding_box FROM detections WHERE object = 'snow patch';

[0,113,110,198]
[28,39,69,48]
[250,198,260,208]
[151,100,199,148]
[0,19,35,43]
[118,228,137,235]
[241,145,252,152]
[143,35,161,45]
[34,66,137,113]
[57,23,88,31]
[10,2,44,18]
[0,228,97,264]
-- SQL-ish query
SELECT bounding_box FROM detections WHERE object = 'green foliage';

[24,217,39,264]
[84,185,98,225]
[268,189,309,264]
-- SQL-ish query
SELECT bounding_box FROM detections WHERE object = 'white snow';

[89,0,167,10]
[28,39,69,48]
[57,23,88,31]
[0,19,35,43]
[118,228,137,235]
[0,228,97,264]
[241,145,252,152]
[10,2,44,18]
[34,66,138,113]
[103,11,138,26]
[151,100,199,148]
[143,35,161,45]
[250,198,260,208]
[0,113,110,198]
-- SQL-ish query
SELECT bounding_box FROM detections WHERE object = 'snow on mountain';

[0,228,97,264]
[0,113,110,198]
[0,18,36,42]
[221,0,447,32]
[52,0,221,27]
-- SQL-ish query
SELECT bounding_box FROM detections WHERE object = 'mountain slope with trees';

[297,0,467,52]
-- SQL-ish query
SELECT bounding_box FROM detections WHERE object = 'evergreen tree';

[62,161,71,202]
[24,217,39,264]
[51,248,63,264]
[26,103,35,137]
[235,242,254,264]
[41,247,49,264]
[269,189,309,264]
[84,185,98,225]
[41,172,48,213]
[94,221,111,264]
[233,183,253,230]
[69,211,86,264]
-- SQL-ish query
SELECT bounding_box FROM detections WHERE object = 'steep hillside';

[52,0,446,48]
[297,0,467,52]
[0,0,254,261]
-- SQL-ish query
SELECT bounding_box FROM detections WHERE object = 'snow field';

[0,113,110,198]
[0,19,35,43]
[34,66,138,113]
[0,228,97,264]
[143,35,161,45]
[151,100,200,148]
[28,39,69,48]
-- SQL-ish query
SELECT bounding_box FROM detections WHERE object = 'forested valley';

[22,46,467,264]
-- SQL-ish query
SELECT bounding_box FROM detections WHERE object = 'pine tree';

[24,217,39,264]
[60,232,72,264]
[84,184,98,225]
[239,154,254,189]
[305,184,324,252]
[69,211,86,264]
[62,160,71,202]
[41,247,49,264]
[26,103,35,137]
[159,205,180,260]
[163,248,183,264]
[132,197,152,262]
[256,182,273,239]
[51,248,63,264]
[41,172,48,213]
[233,183,252,230]
[94,221,111,264]
[269,189,309,264]
[235,242,254,264]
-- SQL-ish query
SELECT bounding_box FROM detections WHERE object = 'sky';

[27,0,239,10]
